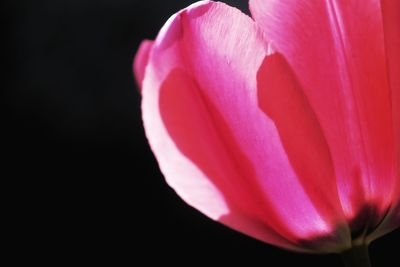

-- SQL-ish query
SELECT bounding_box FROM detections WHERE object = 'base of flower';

[341,243,371,267]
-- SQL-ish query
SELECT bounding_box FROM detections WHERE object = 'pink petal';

[257,53,345,239]
[142,1,348,251]
[381,0,400,206]
[250,0,397,235]
[133,39,154,90]
[368,0,400,239]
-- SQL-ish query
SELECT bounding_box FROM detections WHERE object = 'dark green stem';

[341,244,371,267]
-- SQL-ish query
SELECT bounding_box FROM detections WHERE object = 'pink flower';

[134,0,399,255]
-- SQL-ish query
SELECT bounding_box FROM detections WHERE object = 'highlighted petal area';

[141,1,350,252]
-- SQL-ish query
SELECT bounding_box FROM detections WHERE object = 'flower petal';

[368,0,400,239]
[257,52,347,238]
[381,0,400,206]
[142,0,348,251]
[133,39,154,90]
[250,0,396,234]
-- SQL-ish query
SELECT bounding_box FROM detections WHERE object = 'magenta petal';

[158,67,300,251]
[141,1,350,252]
[381,0,400,203]
[368,0,400,240]
[142,1,300,251]
[257,53,344,229]
[133,39,154,90]
[250,0,397,236]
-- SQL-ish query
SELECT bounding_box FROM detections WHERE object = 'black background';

[5,0,399,265]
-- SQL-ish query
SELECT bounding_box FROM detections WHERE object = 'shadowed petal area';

[257,53,344,231]
[133,39,154,90]
[381,1,400,136]
[142,1,350,252]
[369,0,400,239]
[250,0,396,235]
[382,0,400,202]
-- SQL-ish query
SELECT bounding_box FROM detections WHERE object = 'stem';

[341,244,372,267]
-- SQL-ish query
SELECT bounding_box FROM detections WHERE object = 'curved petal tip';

[133,39,154,91]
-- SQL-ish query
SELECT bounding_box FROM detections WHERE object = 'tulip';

[133,1,399,266]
